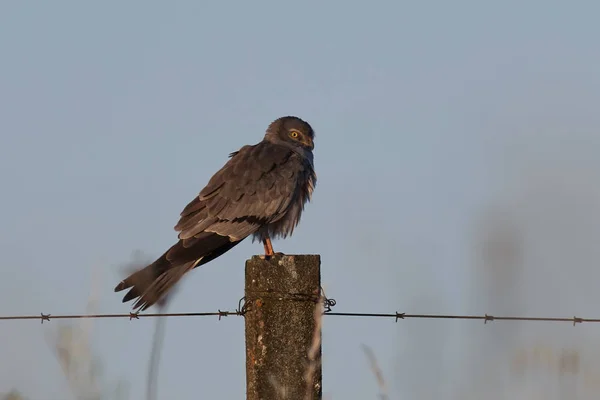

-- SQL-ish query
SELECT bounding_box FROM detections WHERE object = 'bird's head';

[265,116,315,151]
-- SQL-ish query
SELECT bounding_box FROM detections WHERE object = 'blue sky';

[1,2,600,399]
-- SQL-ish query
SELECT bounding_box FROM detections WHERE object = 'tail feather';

[132,261,197,311]
[114,251,170,301]
[114,232,244,310]
[114,254,196,311]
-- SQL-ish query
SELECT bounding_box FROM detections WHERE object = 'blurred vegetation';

[52,323,129,400]
[2,391,27,400]
[1,322,129,400]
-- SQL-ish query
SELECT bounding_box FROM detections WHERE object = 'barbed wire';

[0,295,598,326]
[0,311,242,323]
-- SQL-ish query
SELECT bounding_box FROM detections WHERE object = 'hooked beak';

[304,137,314,150]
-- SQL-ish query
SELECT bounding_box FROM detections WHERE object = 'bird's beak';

[304,137,314,150]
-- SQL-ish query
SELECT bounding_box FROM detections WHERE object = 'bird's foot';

[259,251,285,260]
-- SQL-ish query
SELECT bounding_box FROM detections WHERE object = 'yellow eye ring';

[290,131,299,138]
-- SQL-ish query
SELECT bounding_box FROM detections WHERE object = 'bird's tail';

[114,252,197,311]
[115,233,243,310]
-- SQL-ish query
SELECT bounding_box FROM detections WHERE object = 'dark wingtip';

[122,286,143,302]
[114,280,128,292]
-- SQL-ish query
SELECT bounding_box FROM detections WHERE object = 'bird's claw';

[260,251,285,260]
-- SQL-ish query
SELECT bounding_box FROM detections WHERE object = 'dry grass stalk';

[303,291,324,400]
[51,266,104,400]
[362,344,389,400]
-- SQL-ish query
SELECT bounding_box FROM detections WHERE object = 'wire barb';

[129,312,139,320]
[40,313,50,324]
[217,310,228,320]
[573,316,583,326]
[484,314,494,324]
[395,312,405,322]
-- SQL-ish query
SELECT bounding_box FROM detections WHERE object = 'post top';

[247,254,321,262]
[245,254,321,294]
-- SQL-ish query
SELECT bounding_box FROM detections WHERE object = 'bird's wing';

[115,142,302,311]
[174,141,300,245]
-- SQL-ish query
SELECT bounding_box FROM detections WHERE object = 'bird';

[114,116,317,311]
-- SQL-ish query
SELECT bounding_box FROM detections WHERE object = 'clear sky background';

[2,2,600,399]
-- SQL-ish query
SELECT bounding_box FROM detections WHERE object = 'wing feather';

[116,140,307,311]
[173,142,300,244]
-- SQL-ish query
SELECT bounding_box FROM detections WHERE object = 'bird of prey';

[114,116,317,311]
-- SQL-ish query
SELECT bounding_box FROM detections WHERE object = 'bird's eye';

[290,131,299,138]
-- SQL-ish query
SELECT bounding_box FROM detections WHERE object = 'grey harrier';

[114,116,316,310]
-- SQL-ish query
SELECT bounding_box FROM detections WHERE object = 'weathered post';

[244,254,322,400]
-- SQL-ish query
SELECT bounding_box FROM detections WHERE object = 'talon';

[260,252,285,260]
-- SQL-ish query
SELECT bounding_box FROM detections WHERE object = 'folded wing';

[114,142,300,310]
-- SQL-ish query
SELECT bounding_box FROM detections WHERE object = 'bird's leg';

[260,236,284,259]
[262,237,275,257]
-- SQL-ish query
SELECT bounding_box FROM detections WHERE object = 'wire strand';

[0,310,596,325]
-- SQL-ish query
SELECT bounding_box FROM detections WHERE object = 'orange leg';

[262,237,275,257]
